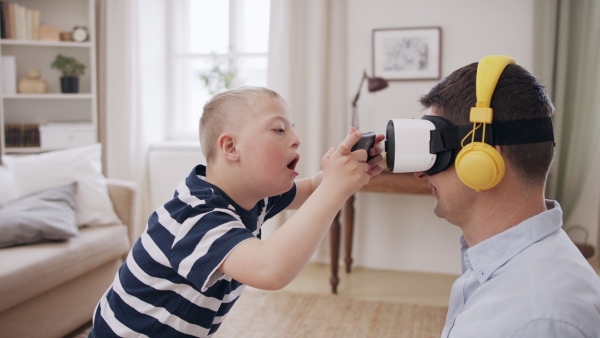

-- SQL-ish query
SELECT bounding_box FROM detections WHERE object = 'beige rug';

[217,289,447,338]
[72,289,447,337]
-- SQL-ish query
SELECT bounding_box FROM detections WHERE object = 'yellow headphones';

[454,55,516,191]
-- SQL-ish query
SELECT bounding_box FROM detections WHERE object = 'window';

[169,0,270,140]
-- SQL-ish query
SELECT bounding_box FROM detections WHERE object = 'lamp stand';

[351,71,369,129]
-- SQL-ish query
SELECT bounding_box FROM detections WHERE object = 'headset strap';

[430,117,554,154]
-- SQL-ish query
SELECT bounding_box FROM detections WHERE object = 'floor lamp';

[351,70,388,129]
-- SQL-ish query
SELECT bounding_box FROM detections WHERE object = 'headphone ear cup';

[455,142,505,191]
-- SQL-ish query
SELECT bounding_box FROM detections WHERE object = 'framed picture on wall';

[372,27,441,81]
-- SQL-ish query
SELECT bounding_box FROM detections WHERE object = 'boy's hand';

[320,128,378,197]
[366,132,385,177]
[348,129,385,177]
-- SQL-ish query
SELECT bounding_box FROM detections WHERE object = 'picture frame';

[372,27,441,81]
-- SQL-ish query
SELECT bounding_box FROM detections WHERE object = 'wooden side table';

[329,171,432,294]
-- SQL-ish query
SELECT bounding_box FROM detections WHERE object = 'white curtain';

[552,0,600,224]
[268,0,348,177]
[96,0,167,238]
[265,0,348,238]
[533,0,600,250]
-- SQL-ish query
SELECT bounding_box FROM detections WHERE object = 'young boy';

[90,86,385,337]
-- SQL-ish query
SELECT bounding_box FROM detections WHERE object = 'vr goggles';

[385,115,554,175]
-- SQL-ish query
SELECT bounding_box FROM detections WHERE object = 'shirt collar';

[189,165,260,220]
[460,200,563,283]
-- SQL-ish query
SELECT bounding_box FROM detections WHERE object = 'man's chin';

[433,202,444,219]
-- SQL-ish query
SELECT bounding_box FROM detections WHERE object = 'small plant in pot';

[51,54,86,93]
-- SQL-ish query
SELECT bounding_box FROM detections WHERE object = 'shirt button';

[449,317,455,324]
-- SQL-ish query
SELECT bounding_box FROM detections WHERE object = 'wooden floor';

[281,262,458,307]
[282,259,600,306]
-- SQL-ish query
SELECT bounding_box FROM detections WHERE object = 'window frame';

[166,0,270,141]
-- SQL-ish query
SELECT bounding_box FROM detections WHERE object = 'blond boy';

[90,87,384,337]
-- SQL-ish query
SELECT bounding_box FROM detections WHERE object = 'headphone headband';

[471,56,516,124]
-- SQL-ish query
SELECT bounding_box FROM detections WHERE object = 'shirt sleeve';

[170,207,255,292]
[511,319,590,338]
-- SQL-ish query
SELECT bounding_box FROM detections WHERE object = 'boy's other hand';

[320,128,373,197]
[366,132,385,177]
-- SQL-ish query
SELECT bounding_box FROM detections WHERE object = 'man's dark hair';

[419,62,555,185]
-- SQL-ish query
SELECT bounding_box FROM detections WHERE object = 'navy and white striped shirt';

[92,165,296,337]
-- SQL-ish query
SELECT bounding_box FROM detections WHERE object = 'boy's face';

[236,97,300,197]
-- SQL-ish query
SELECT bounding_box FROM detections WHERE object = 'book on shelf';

[4,123,40,147]
[0,2,5,39]
[4,124,21,147]
[0,1,40,41]
[22,124,40,147]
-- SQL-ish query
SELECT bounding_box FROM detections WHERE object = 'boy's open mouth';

[287,155,300,171]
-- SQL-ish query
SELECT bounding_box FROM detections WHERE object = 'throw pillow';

[0,161,19,205]
[0,183,79,248]
[4,144,121,227]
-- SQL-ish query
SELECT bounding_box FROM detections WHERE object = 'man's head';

[199,86,284,162]
[419,62,555,186]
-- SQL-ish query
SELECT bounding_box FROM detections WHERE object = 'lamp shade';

[367,77,388,92]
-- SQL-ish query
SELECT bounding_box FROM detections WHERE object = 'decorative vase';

[17,69,48,94]
[60,77,79,93]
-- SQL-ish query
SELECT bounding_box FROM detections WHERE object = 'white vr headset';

[384,115,554,175]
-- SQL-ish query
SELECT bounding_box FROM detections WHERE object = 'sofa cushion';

[3,144,121,227]
[0,183,79,248]
[0,163,18,205]
[0,223,130,313]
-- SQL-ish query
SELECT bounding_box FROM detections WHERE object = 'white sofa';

[0,178,137,338]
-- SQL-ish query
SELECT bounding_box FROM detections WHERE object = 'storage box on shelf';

[39,122,95,149]
[0,0,97,155]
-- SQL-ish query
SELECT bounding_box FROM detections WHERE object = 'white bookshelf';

[0,0,97,155]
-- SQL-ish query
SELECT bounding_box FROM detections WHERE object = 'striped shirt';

[92,165,296,337]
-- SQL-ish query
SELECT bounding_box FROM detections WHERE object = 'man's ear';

[218,133,240,161]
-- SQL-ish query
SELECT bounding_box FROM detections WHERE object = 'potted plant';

[51,54,86,93]
[199,57,238,95]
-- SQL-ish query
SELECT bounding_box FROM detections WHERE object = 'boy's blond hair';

[199,86,283,162]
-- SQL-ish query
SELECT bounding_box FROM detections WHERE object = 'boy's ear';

[218,133,240,161]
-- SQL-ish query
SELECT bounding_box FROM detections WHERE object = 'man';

[415,56,600,337]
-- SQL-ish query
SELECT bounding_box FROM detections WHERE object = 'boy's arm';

[285,173,322,210]
[286,133,384,210]
[220,129,383,290]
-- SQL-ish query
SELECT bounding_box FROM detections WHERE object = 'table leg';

[343,194,355,273]
[329,210,341,294]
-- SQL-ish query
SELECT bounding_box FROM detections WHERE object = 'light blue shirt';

[442,200,600,338]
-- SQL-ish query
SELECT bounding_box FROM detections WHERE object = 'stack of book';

[0,2,41,40]
[4,124,40,147]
